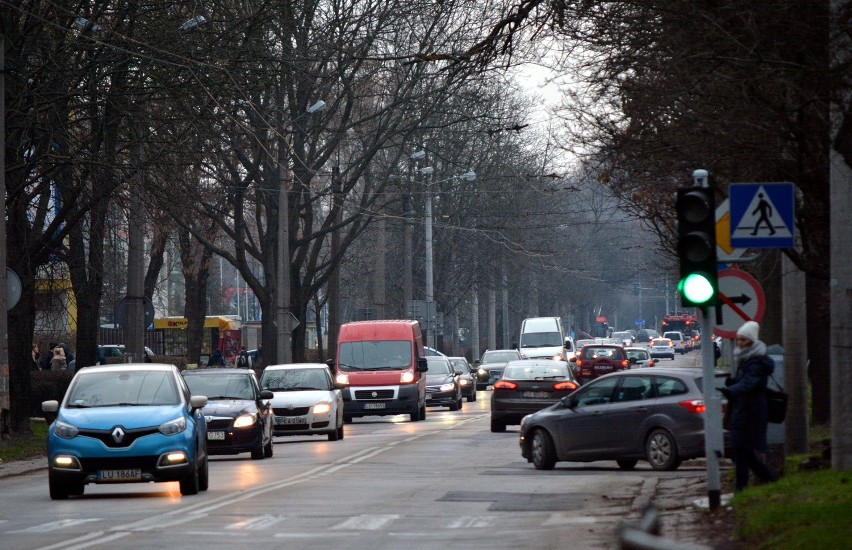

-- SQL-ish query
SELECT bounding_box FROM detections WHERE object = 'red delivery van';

[330,320,428,422]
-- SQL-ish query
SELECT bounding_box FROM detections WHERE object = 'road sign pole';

[702,305,723,510]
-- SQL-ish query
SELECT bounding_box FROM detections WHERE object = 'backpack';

[237,352,250,369]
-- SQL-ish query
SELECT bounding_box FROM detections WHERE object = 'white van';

[663,331,687,354]
[519,317,566,360]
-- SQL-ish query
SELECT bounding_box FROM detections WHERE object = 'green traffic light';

[679,273,715,304]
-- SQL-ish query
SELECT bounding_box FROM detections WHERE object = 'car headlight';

[335,373,349,385]
[54,420,79,439]
[158,416,187,435]
[478,369,487,376]
[233,414,257,428]
[459,378,470,386]
[400,371,415,384]
[312,402,332,415]
[440,383,455,392]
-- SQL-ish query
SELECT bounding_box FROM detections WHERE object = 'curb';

[0,458,47,479]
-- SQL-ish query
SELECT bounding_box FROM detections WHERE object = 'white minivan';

[519,317,566,360]
[663,331,688,354]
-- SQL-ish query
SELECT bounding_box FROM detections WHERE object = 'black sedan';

[424,356,463,411]
[519,368,727,471]
[182,368,274,460]
[448,356,477,402]
[490,360,578,433]
[475,349,523,389]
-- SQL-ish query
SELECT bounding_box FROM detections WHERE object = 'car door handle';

[635,407,648,413]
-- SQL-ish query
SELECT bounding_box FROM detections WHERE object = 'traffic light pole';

[701,305,724,510]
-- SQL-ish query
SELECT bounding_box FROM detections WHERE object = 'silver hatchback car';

[519,368,727,471]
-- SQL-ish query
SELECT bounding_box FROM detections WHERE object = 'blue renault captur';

[42,363,209,499]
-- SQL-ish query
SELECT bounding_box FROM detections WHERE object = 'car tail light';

[553,381,577,391]
[493,380,518,390]
[620,359,629,369]
[576,359,584,367]
[678,399,706,414]
[648,360,655,367]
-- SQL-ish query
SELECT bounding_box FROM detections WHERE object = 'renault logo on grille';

[111,426,126,443]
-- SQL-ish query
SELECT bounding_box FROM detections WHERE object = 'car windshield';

[65,370,180,407]
[449,359,470,373]
[338,341,412,370]
[520,332,562,348]
[481,352,519,363]
[184,372,255,400]
[261,369,330,391]
[613,332,631,340]
[503,363,568,380]
[425,360,451,374]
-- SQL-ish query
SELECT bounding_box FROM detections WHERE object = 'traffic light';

[676,186,718,308]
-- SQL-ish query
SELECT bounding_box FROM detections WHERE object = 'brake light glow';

[678,399,705,414]
[620,359,629,369]
[493,380,518,390]
[576,359,584,367]
[553,381,577,391]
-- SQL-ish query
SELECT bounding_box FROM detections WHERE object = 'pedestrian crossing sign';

[729,182,795,248]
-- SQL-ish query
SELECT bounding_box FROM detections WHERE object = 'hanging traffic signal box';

[676,187,718,308]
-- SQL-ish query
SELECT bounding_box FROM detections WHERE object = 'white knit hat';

[736,321,760,343]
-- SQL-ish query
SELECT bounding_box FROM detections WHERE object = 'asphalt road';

[1,352,709,550]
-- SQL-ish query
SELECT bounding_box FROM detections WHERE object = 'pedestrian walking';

[32,343,41,371]
[39,343,57,371]
[50,346,67,371]
[720,321,778,490]
[236,347,251,369]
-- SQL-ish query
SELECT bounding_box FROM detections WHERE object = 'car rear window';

[503,363,569,380]
[482,351,520,363]
[582,346,624,360]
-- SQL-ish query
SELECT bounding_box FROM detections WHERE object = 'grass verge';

[732,468,852,549]
[0,419,49,462]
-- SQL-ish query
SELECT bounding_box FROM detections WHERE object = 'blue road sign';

[635,319,645,327]
[729,182,795,248]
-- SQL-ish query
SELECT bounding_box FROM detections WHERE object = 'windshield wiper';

[206,396,240,400]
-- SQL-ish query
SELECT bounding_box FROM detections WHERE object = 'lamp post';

[420,169,476,349]
[404,150,425,311]
[276,99,325,364]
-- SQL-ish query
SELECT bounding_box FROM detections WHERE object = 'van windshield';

[338,341,412,370]
[520,332,562,347]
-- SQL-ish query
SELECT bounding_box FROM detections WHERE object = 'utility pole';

[488,288,497,350]
[125,133,146,363]
[327,165,341,358]
[471,290,480,361]
[0,35,9,435]
[782,254,808,453]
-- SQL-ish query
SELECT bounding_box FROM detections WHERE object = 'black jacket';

[723,353,774,451]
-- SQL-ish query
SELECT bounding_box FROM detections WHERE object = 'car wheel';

[198,456,209,491]
[418,405,426,421]
[490,418,506,433]
[471,391,477,402]
[179,463,200,495]
[617,459,638,470]
[264,437,274,458]
[337,424,344,440]
[449,399,459,411]
[251,441,265,460]
[49,474,72,500]
[531,429,557,470]
[646,428,682,471]
[457,396,464,410]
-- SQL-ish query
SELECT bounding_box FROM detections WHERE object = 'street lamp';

[276,98,326,364]
[421,168,476,349]
[404,151,426,310]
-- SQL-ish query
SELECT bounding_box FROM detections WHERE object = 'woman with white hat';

[721,320,778,490]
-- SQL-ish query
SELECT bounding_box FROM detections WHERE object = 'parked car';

[42,363,209,499]
[260,363,345,441]
[424,356,463,410]
[519,368,727,471]
[663,331,688,354]
[475,349,523,389]
[648,338,676,360]
[625,347,655,368]
[448,356,477,402]
[490,359,578,432]
[571,344,629,384]
[182,368,274,459]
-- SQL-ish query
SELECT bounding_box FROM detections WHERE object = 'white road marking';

[542,513,599,526]
[448,516,495,528]
[12,518,102,533]
[226,515,285,530]
[332,514,400,531]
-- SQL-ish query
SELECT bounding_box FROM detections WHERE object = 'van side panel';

[335,320,426,420]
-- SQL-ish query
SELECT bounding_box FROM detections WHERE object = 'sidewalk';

[0,457,46,479]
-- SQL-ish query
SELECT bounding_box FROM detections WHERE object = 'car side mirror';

[325,358,335,369]
[42,400,59,413]
[189,395,208,410]
[416,358,428,372]
[561,395,577,409]
[259,390,274,400]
